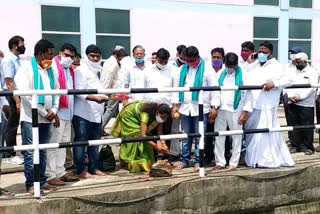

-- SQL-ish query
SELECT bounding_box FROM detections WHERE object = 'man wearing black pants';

[287,53,318,155]
[1,36,25,164]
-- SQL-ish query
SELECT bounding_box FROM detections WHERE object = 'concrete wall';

[168,0,253,6]
[2,166,320,213]
[130,8,253,59]
[0,0,41,59]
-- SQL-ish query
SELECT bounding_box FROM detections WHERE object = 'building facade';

[0,0,319,64]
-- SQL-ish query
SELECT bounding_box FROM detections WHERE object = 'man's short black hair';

[132,45,145,54]
[75,53,81,58]
[211,47,225,58]
[224,52,238,67]
[152,52,157,56]
[185,46,199,58]
[116,49,129,58]
[241,41,255,51]
[177,45,187,55]
[60,43,77,54]
[85,44,101,55]
[259,41,273,53]
[34,39,54,56]
[156,48,170,60]
[8,35,24,50]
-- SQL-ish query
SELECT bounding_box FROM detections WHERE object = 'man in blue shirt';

[1,35,25,164]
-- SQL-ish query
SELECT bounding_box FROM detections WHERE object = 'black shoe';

[289,147,299,154]
[315,146,320,153]
[305,149,314,155]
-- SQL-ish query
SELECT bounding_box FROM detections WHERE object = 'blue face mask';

[135,58,144,64]
[258,53,269,63]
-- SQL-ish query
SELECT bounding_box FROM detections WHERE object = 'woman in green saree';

[111,101,171,173]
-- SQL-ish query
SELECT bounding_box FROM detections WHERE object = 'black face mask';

[175,57,184,67]
[296,65,306,71]
[17,45,26,54]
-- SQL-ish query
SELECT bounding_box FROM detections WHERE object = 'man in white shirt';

[1,36,25,163]
[73,44,107,179]
[171,46,220,172]
[210,47,225,79]
[205,47,225,164]
[213,53,252,171]
[144,48,181,161]
[173,45,186,68]
[15,39,60,194]
[286,53,318,155]
[151,52,157,64]
[244,41,295,168]
[124,45,148,103]
[102,48,128,134]
[239,41,255,71]
[283,47,303,145]
[45,43,80,186]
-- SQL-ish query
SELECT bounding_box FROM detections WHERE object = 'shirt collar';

[9,51,19,61]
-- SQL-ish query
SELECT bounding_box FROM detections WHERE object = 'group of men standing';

[0,34,318,196]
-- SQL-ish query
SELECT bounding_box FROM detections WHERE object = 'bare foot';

[80,172,92,179]
[212,165,224,171]
[139,173,150,179]
[176,163,187,170]
[227,166,237,171]
[94,170,106,176]
[194,165,200,172]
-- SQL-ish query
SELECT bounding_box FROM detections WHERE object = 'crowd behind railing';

[0,36,318,197]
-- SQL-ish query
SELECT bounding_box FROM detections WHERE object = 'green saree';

[111,101,158,173]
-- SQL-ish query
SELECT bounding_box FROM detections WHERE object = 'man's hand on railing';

[263,81,275,91]
[87,95,107,104]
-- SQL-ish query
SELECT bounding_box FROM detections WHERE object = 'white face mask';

[89,60,101,69]
[156,62,167,70]
[156,114,164,123]
[290,54,296,61]
[60,54,74,68]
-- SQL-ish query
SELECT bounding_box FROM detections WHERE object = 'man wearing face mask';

[286,53,318,155]
[15,39,60,194]
[45,43,80,186]
[205,47,225,164]
[173,45,186,68]
[282,47,303,146]
[73,44,107,179]
[124,45,148,103]
[144,48,181,161]
[1,36,25,164]
[239,41,254,70]
[244,41,295,168]
[213,53,252,171]
[172,46,220,172]
[102,48,128,135]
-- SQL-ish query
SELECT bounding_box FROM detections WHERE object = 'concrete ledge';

[1,158,320,214]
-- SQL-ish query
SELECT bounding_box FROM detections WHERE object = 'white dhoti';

[245,108,295,168]
[214,110,243,167]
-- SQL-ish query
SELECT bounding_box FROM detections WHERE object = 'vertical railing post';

[198,90,205,177]
[32,94,41,198]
